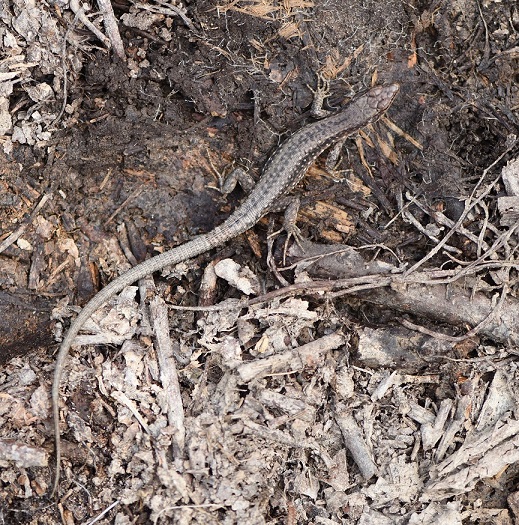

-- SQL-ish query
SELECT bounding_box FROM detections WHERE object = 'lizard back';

[50,82,399,495]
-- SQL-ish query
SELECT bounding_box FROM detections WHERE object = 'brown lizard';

[51,83,399,494]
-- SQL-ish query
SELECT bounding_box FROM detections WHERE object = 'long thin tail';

[51,231,219,495]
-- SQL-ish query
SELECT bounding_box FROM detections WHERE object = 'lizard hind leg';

[266,195,305,265]
[220,166,256,196]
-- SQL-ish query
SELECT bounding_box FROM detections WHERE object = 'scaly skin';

[51,83,399,495]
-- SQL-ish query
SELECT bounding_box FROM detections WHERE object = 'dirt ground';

[1,0,519,523]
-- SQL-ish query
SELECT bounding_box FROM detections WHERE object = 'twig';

[400,283,507,343]
[334,407,378,479]
[85,500,120,525]
[106,186,144,224]
[401,206,461,254]
[134,1,197,33]
[149,296,186,453]
[408,192,492,254]
[69,0,111,48]
[403,139,517,276]
[153,503,224,525]
[0,193,51,254]
[97,0,126,60]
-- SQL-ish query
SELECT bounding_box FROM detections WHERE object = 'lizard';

[51,82,399,495]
